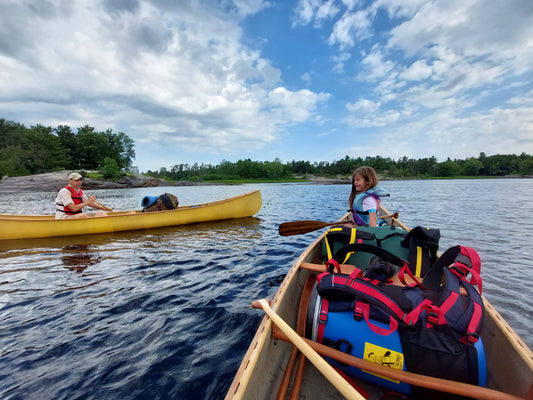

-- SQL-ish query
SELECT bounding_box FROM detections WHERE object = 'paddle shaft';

[278,212,399,236]
[94,200,112,212]
[271,330,521,400]
[252,299,366,400]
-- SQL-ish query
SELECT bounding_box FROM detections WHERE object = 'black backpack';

[309,243,485,399]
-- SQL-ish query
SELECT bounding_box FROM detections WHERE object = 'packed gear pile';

[308,226,485,399]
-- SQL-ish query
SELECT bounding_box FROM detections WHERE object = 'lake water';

[0,179,531,399]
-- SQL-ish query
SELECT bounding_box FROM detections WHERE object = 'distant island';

[1,119,532,184]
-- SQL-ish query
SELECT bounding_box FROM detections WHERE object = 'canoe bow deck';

[0,190,262,240]
[225,208,533,400]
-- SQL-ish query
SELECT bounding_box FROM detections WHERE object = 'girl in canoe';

[347,166,389,226]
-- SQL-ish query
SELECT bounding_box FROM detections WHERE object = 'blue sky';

[1,0,532,172]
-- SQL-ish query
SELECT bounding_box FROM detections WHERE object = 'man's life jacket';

[351,187,389,226]
[308,243,485,399]
[56,185,84,215]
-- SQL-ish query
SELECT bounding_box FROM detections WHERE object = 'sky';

[1,0,532,172]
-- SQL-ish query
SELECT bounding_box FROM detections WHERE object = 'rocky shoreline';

[0,171,212,193]
[0,171,350,193]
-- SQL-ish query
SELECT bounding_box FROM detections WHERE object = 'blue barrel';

[306,284,487,395]
[307,291,411,394]
[141,196,159,208]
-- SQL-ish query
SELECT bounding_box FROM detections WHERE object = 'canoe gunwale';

[225,206,533,400]
[0,190,262,240]
[0,190,261,220]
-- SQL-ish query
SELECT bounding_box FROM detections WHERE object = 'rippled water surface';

[0,180,531,399]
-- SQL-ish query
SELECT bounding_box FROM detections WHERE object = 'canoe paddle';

[278,212,399,236]
[94,200,112,212]
[252,299,366,400]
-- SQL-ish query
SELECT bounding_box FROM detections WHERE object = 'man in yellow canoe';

[55,172,112,219]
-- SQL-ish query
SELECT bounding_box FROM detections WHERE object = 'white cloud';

[346,99,381,113]
[315,0,341,26]
[399,60,432,81]
[387,0,533,72]
[230,0,272,18]
[301,72,312,85]
[267,87,331,122]
[292,0,324,27]
[358,49,396,80]
[310,0,532,160]
[1,0,532,171]
[0,0,331,170]
[328,10,372,49]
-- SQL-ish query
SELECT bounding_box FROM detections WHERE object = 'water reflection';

[0,216,262,252]
[61,245,102,273]
[0,181,531,400]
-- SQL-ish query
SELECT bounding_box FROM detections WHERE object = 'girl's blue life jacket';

[351,186,390,226]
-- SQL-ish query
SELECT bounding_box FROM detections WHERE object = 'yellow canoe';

[226,206,533,400]
[0,190,261,240]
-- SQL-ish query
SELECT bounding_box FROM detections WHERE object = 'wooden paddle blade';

[278,220,341,236]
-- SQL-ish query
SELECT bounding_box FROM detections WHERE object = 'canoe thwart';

[271,330,522,400]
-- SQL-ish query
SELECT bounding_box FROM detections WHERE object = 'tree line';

[2,118,532,181]
[147,153,533,181]
[0,119,135,178]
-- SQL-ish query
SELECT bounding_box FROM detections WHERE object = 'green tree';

[0,145,30,176]
[25,124,68,172]
[103,129,135,170]
[0,119,29,148]
[519,159,533,176]
[463,158,483,176]
[100,157,120,179]
[55,125,76,169]
[72,125,104,169]
[436,159,461,177]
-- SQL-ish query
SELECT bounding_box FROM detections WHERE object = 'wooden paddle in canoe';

[278,212,399,236]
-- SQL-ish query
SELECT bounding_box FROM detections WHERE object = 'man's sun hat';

[68,172,83,180]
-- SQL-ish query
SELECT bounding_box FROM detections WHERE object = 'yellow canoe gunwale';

[0,190,262,240]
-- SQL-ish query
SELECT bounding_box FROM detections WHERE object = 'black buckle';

[450,265,466,278]
[427,311,439,325]
[455,254,472,268]
[402,314,416,327]
[465,332,479,344]
[319,310,328,325]
[353,310,363,321]
[326,259,340,273]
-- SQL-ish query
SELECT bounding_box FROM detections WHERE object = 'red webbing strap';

[461,301,483,344]
[424,304,447,328]
[349,268,363,280]
[317,298,329,343]
[325,258,341,273]
[359,302,399,336]
[459,246,483,293]
[316,272,329,285]
[403,299,432,326]
[331,275,405,321]
[404,300,447,328]
[397,262,424,288]
[438,290,460,315]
